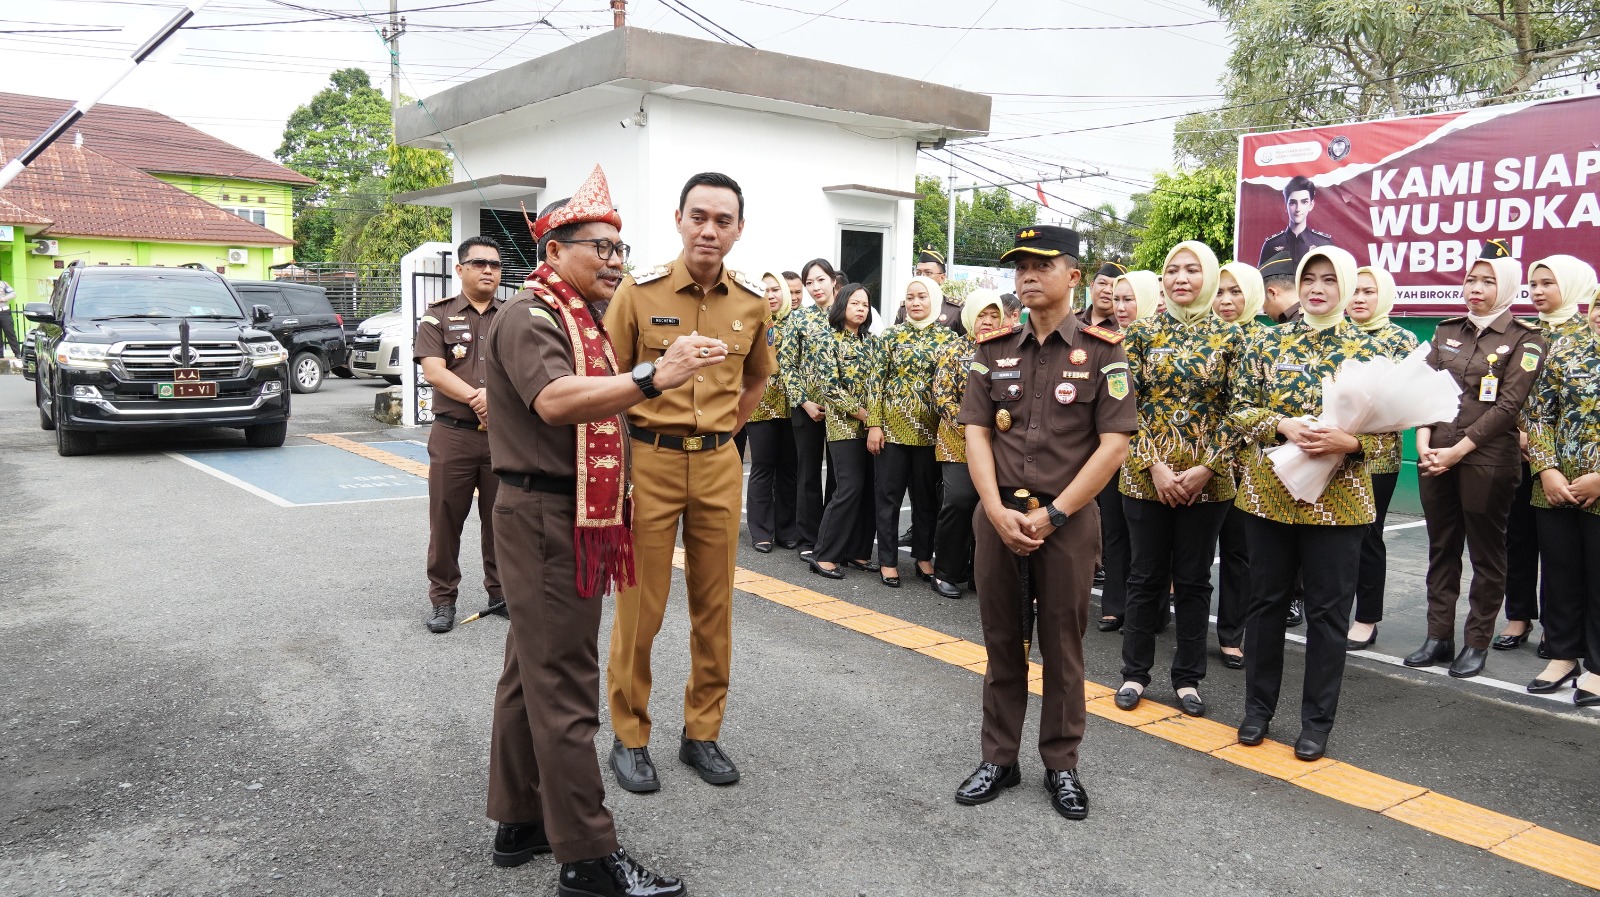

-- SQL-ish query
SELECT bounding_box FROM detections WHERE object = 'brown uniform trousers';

[426,423,500,606]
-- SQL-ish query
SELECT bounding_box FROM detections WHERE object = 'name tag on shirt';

[448,324,469,331]
[1274,363,1307,373]
[651,316,680,326]
[991,370,1022,380]
[1149,347,1177,355]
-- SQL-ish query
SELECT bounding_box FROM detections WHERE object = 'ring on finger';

[699,346,710,357]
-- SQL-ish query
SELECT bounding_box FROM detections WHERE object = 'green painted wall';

[0,232,274,306]
[150,174,297,266]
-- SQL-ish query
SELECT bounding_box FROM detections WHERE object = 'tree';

[1177,1,1600,169]
[1130,167,1236,271]
[1072,201,1144,277]
[338,144,452,266]
[913,175,1040,268]
[276,69,393,262]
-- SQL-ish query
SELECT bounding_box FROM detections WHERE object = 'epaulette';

[975,323,1022,344]
[946,295,965,307]
[1512,318,1541,332]
[728,269,766,297]
[428,294,454,306]
[630,264,671,286]
[1439,315,1468,325]
[1310,229,1333,239]
[1082,324,1125,345]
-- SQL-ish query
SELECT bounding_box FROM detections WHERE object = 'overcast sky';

[3,0,1232,220]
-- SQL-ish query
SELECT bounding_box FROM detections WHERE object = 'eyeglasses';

[566,239,631,264]
[460,258,503,271]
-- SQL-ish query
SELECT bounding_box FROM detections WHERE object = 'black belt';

[434,413,483,430]
[627,423,731,452]
[497,472,577,494]
[1000,488,1053,512]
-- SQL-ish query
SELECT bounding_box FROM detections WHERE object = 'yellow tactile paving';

[1139,715,1241,754]
[1085,695,1182,725]
[1082,681,1115,700]
[793,600,873,622]
[1383,792,1535,850]
[916,640,990,667]
[761,588,835,609]
[308,433,430,477]
[1491,827,1600,890]
[1294,764,1428,813]
[732,568,770,585]
[833,612,916,636]
[874,625,962,650]
[1212,740,1335,780]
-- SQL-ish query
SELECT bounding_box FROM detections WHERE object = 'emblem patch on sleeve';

[1107,371,1129,400]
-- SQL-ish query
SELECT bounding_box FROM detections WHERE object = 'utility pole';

[383,0,407,128]
[611,0,628,28]
[945,156,957,270]
[944,165,1106,268]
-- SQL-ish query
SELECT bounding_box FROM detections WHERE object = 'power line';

[654,0,754,47]
[729,0,1218,31]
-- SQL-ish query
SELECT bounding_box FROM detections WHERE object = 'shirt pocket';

[708,331,753,390]
[639,325,686,361]
[1049,373,1099,432]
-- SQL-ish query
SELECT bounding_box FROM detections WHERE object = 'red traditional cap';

[527,164,623,240]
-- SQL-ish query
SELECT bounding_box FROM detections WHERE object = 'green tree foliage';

[913,174,1040,267]
[1130,168,1237,270]
[1072,202,1145,276]
[275,69,393,262]
[337,144,452,265]
[1177,1,1600,169]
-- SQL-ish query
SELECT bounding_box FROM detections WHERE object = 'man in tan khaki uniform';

[604,172,774,792]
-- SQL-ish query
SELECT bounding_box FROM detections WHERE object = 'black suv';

[233,280,348,394]
[23,264,291,456]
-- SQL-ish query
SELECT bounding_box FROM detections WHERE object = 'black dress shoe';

[954,761,1020,805]
[1576,687,1600,707]
[1093,567,1105,587]
[778,539,800,550]
[1177,691,1206,717]
[1045,768,1089,820]
[609,738,660,793]
[1219,651,1244,670]
[1294,729,1329,761]
[1346,627,1377,651]
[1237,718,1269,746]
[880,573,901,588]
[844,559,880,572]
[1491,628,1530,650]
[427,603,456,634]
[492,821,551,867]
[1097,616,1124,632]
[1527,664,1580,693]
[1286,600,1304,627]
[932,578,963,599]
[914,567,933,583]
[1448,646,1488,679]
[1403,637,1454,667]
[808,558,845,580]
[1537,639,1552,659]
[1113,687,1142,711]
[898,527,914,546]
[752,541,774,554]
[679,730,740,785]
[558,848,685,897]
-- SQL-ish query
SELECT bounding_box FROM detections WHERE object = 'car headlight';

[56,340,111,370]
[243,340,288,367]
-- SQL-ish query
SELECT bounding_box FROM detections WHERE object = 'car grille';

[115,341,247,381]
[351,335,382,352]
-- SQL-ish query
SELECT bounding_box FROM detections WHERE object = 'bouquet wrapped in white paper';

[1266,343,1462,503]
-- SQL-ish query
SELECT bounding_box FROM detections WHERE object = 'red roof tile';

[0,195,52,227]
[0,138,294,246]
[0,92,316,186]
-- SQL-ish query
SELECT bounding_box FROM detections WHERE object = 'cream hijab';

[903,276,944,330]
[1353,266,1397,333]
[1297,246,1358,331]
[1115,270,1162,323]
[1529,255,1596,328]
[1163,241,1220,327]
[1466,254,1523,331]
[961,288,1004,336]
[1217,261,1264,325]
[762,271,792,325]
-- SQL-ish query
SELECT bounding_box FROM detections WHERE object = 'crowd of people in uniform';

[409,163,1600,897]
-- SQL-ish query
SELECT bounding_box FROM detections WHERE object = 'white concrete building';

[395,26,989,318]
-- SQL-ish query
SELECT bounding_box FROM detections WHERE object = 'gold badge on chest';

[995,409,1012,432]
[731,319,744,332]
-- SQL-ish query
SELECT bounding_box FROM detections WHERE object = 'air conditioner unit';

[227,248,249,265]
[31,240,59,256]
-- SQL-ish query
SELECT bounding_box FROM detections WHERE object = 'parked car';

[24,263,291,456]
[349,308,405,385]
[233,280,347,394]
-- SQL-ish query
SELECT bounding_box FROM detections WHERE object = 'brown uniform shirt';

[415,293,503,423]
[958,314,1139,495]
[1076,307,1118,330]
[1427,311,1546,467]
[483,292,595,478]
[604,255,776,436]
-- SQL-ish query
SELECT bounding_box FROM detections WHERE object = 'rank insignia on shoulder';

[730,270,766,296]
[975,323,1021,344]
[631,264,671,286]
[1440,315,1468,325]
[1082,324,1124,344]
[1513,319,1540,332]
[428,295,453,306]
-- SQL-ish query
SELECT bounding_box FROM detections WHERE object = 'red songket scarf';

[524,263,636,598]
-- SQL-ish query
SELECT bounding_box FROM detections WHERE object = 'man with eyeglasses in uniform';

[415,235,508,634]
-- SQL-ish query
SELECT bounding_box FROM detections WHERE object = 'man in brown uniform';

[483,167,725,896]
[417,235,506,634]
[1079,261,1125,328]
[604,173,775,792]
[954,225,1136,821]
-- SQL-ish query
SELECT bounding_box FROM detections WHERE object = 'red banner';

[1235,94,1600,316]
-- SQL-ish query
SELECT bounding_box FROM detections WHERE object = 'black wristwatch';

[1047,505,1069,529]
[631,361,661,399]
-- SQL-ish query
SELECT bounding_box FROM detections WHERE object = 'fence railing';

[273,263,402,330]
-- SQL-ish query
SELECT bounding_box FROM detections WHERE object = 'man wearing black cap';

[1260,251,1302,324]
[1258,176,1333,268]
[897,248,967,335]
[954,225,1136,821]
[1080,261,1125,328]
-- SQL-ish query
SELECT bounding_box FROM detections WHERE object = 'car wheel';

[290,352,324,394]
[54,396,95,456]
[331,365,354,379]
[382,375,402,385]
[38,378,55,431]
[244,421,288,448]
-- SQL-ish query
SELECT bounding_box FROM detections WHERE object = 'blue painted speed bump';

[370,440,430,465]
[168,444,428,507]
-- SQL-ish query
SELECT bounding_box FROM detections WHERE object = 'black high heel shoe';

[1492,627,1531,651]
[808,558,845,580]
[880,572,901,588]
[1346,626,1377,651]
[844,559,880,573]
[1526,663,1580,694]
[914,566,934,583]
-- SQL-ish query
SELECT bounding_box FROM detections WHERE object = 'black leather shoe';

[1346,626,1376,651]
[492,821,551,867]
[880,573,901,588]
[1294,730,1329,761]
[1403,637,1454,667]
[1093,567,1105,587]
[678,730,740,785]
[1286,600,1304,627]
[609,737,660,793]
[1177,691,1206,717]
[933,578,963,599]
[1045,768,1089,820]
[898,527,914,546]
[1492,628,1530,650]
[1537,639,1552,659]
[844,559,880,572]
[1237,718,1269,746]
[1527,664,1579,694]
[954,761,1020,805]
[426,603,456,634]
[808,558,845,580]
[558,848,685,897]
[798,548,814,560]
[1097,616,1124,632]
[1219,651,1244,670]
[1113,687,1142,711]
[1576,687,1600,707]
[484,599,509,619]
[752,541,774,554]
[778,540,800,550]
[1448,646,1488,679]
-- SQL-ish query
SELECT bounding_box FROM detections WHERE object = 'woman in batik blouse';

[1211,261,1266,670]
[745,271,799,553]
[808,285,880,580]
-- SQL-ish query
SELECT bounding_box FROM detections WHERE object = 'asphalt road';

[2,373,1596,897]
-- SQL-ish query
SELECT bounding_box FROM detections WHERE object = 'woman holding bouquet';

[1407,241,1547,680]
[1112,243,1243,718]
[1344,267,1419,650]
[1228,245,1380,761]
[1518,255,1599,702]
[1211,262,1267,669]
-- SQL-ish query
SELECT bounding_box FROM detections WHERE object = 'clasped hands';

[988,505,1058,557]
[1150,462,1215,507]
[1278,417,1360,458]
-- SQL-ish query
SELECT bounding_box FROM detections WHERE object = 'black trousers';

[1504,462,1540,622]
[1096,478,1131,619]
[1121,497,1230,689]
[1352,472,1399,625]
[875,443,937,568]
[746,418,799,545]
[1242,515,1364,733]
[0,311,19,359]
[814,438,875,565]
[1216,504,1251,649]
[934,462,977,583]
[1535,507,1600,666]
[1420,463,1519,649]
[791,407,828,552]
